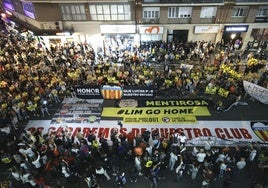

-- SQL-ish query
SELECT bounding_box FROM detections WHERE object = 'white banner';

[180,63,194,70]
[243,81,268,105]
[24,120,268,146]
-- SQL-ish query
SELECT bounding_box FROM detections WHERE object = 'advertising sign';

[100,25,136,34]
[140,26,164,34]
[75,85,155,99]
[194,26,219,33]
[224,25,248,32]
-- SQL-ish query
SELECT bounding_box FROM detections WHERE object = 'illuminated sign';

[100,25,136,34]
[225,25,248,32]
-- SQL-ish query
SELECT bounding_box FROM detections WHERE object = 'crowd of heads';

[0,22,267,188]
[0,22,267,132]
[1,121,268,188]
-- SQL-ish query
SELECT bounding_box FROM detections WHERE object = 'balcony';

[143,0,224,3]
[234,0,268,5]
[142,18,160,24]
[235,0,268,2]
[167,18,191,24]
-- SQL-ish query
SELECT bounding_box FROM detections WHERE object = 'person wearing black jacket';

[222,166,233,188]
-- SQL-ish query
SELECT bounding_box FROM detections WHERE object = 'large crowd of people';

[0,21,267,188]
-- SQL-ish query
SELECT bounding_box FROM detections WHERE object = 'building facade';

[1,0,268,51]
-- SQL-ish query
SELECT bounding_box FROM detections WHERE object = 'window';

[22,2,35,19]
[2,0,15,11]
[60,4,86,21]
[143,0,159,2]
[200,7,217,18]
[256,7,268,17]
[168,7,192,18]
[143,7,160,19]
[232,7,248,17]
[89,4,131,21]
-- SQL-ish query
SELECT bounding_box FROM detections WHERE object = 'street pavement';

[101,168,258,188]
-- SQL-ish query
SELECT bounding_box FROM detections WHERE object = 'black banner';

[74,85,155,99]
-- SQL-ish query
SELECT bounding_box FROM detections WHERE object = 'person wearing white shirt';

[216,151,228,163]
[248,148,257,177]
[235,157,246,177]
[28,175,37,187]
[20,172,31,184]
[11,168,21,181]
[236,157,246,170]
[196,149,206,164]
[169,150,178,171]
[40,152,48,166]
[32,151,41,169]
[62,166,71,178]
[219,161,227,178]
[135,155,143,176]
[175,155,185,182]
[204,138,213,151]
[178,132,187,147]
[145,143,153,156]
[95,164,111,180]
[249,149,257,162]
[192,147,199,157]
[190,162,199,181]
[172,131,180,146]
[19,145,35,160]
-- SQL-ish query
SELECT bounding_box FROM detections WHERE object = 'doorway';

[167,30,188,43]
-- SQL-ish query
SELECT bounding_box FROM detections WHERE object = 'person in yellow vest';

[26,100,39,117]
[18,101,29,120]
[50,87,61,103]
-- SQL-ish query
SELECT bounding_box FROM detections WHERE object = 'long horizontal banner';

[123,116,197,124]
[138,99,211,107]
[102,107,210,116]
[75,85,155,99]
[53,98,211,124]
[24,120,268,145]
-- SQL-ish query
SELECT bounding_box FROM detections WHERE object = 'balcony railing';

[143,0,224,3]
[235,0,268,2]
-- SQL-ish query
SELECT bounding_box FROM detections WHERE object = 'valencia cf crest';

[250,122,268,142]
